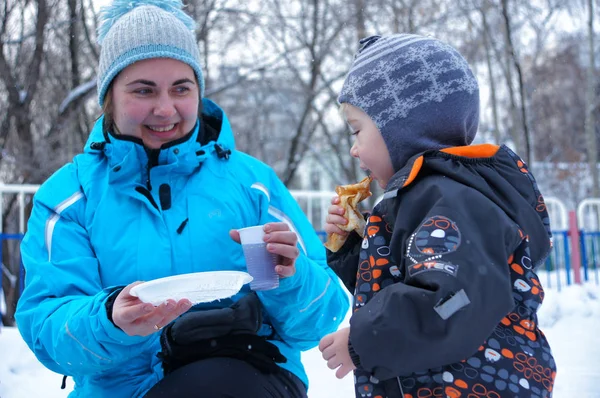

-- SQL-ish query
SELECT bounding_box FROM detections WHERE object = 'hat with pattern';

[96,0,204,106]
[339,34,480,171]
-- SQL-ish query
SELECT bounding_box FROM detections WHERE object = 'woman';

[15,1,349,397]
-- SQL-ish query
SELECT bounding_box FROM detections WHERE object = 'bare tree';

[501,0,532,164]
[478,1,501,144]
[0,0,101,324]
[585,0,598,196]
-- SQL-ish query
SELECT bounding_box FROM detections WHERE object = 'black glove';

[168,290,262,342]
[158,292,286,375]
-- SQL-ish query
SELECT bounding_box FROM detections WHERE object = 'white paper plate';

[130,271,253,306]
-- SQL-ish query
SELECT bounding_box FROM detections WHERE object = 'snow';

[1,274,599,398]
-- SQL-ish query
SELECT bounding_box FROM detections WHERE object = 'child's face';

[344,104,395,189]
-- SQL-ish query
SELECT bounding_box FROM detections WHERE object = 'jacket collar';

[83,99,235,186]
[385,144,501,194]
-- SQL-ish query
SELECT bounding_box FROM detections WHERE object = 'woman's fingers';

[138,299,193,333]
[267,242,299,260]
[229,229,241,243]
[135,301,173,326]
[265,230,297,247]
[119,302,154,323]
[263,225,299,260]
[275,264,295,278]
[263,222,289,233]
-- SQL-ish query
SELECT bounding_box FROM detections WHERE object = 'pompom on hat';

[96,0,204,106]
[339,34,480,172]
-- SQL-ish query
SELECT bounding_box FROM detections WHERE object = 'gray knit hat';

[96,0,204,106]
[339,34,480,172]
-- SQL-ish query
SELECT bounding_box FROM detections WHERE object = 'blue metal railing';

[579,231,600,285]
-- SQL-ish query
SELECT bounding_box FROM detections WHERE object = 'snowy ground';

[1,273,599,398]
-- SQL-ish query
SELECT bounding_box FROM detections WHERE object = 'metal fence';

[0,184,37,325]
[577,199,600,286]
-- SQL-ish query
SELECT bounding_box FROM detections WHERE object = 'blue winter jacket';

[16,99,349,398]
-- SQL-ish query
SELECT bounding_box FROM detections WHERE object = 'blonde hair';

[102,85,115,134]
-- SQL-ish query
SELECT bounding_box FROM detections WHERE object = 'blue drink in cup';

[238,225,279,291]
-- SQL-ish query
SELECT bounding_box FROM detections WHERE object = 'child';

[319,33,556,398]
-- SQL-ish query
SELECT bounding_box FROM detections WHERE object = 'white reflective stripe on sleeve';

[45,192,84,262]
[267,206,307,255]
[250,182,270,202]
[299,277,331,313]
[251,182,307,255]
[65,321,111,362]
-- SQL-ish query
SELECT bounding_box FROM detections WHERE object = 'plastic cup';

[238,225,279,291]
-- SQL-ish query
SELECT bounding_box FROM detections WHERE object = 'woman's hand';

[318,327,356,379]
[230,222,299,278]
[324,196,349,237]
[112,282,192,336]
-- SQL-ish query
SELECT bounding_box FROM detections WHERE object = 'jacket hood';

[385,144,552,269]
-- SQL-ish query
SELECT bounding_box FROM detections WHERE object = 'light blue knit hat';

[96,0,204,106]
[339,34,480,172]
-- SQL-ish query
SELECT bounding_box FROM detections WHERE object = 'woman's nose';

[153,95,176,118]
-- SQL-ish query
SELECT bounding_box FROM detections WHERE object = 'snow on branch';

[58,79,97,114]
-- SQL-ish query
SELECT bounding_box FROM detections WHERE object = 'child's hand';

[318,327,356,379]
[324,196,349,237]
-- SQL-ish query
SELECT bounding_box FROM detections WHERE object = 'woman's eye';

[351,130,360,136]
[134,88,152,95]
[174,86,190,94]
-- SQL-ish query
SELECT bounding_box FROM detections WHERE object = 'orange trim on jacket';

[402,144,501,188]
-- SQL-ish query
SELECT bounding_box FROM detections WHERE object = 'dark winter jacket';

[328,144,556,398]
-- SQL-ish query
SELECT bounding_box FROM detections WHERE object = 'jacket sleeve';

[15,168,150,377]
[326,231,362,292]
[253,172,350,351]
[348,181,523,380]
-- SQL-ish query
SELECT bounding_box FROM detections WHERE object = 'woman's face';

[110,58,200,149]
[344,104,395,189]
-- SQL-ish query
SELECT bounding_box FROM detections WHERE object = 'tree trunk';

[501,0,532,166]
[500,0,523,153]
[355,0,365,40]
[480,7,501,144]
[585,0,598,197]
